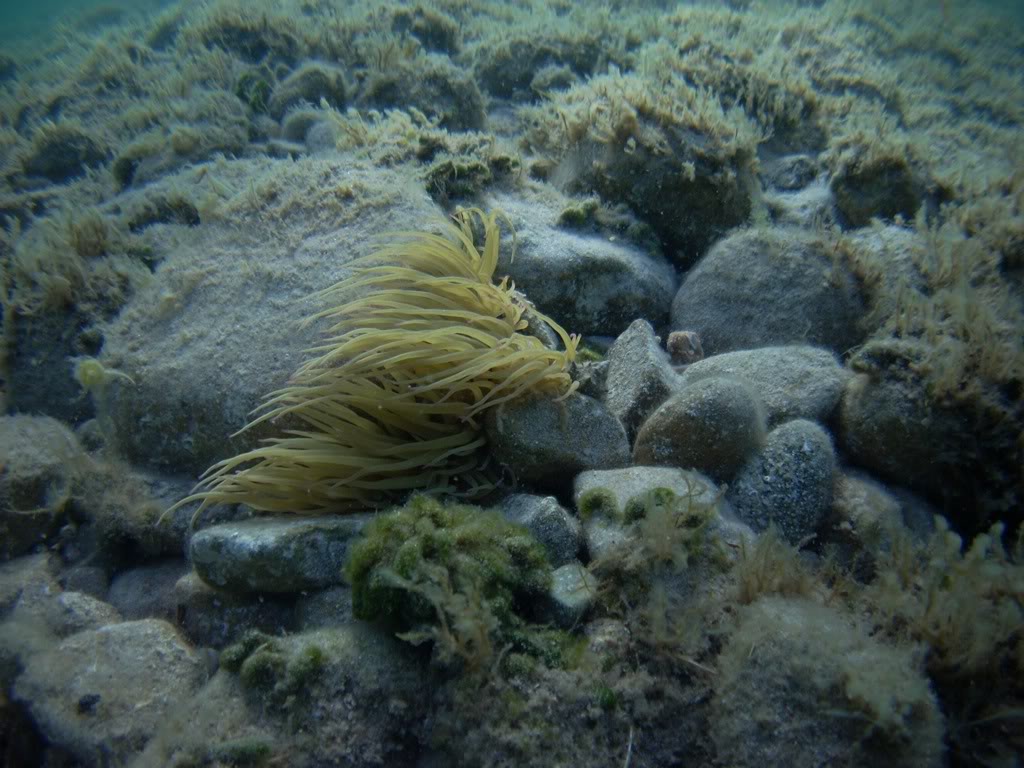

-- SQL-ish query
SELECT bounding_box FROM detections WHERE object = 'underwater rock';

[0,554,60,618]
[474,33,603,100]
[633,377,766,484]
[839,363,962,499]
[542,562,598,629]
[574,466,749,561]
[670,227,865,356]
[766,153,819,191]
[359,54,485,131]
[390,5,461,54]
[107,559,190,621]
[500,494,583,568]
[831,150,924,228]
[13,619,208,766]
[666,330,704,365]
[294,586,353,632]
[190,515,371,594]
[141,624,427,767]
[712,597,943,768]
[36,591,121,639]
[22,122,107,183]
[821,470,938,579]
[604,319,682,442]
[728,419,836,544]
[675,345,850,428]
[100,170,440,473]
[491,195,677,336]
[268,62,347,120]
[5,309,96,425]
[485,393,630,491]
[174,571,293,649]
[764,178,836,229]
[0,416,83,559]
[575,466,720,520]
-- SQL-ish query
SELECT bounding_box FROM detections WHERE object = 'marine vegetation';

[172,209,579,515]
[345,494,554,673]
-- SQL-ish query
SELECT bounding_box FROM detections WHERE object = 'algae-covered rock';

[712,597,943,768]
[100,164,441,473]
[500,494,582,568]
[0,416,83,559]
[268,61,347,120]
[13,619,208,765]
[542,562,597,629]
[22,122,107,183]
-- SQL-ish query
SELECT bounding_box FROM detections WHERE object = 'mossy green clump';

[221,630,326,707]
[576,487,619,521]
[346,494,552,673]
[624,485,719,570]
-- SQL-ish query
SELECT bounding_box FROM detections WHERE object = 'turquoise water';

[0,1,1021,766]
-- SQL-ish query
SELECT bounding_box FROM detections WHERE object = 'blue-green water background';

[2,0,1023,44]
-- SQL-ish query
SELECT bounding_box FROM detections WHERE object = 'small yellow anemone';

[173,208,579,516]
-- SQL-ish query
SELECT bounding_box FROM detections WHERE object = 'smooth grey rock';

[670,227,865,356]
[190,515,370,594]
[58,565,109,600]
[543,562,598,629]
[491,193,677,336]
[500,494,582,567]
[108,559,189,621]
[676,346,850,427]
[633,377,766,483]
[486,393,630,492]
[13,619,207,765]
[729,419,837,544]
[605,319,682,441]
[174,571,293,649]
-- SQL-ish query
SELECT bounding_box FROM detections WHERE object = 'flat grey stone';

[190,515,371,594]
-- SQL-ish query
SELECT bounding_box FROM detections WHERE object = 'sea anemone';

[172,208,579,516]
